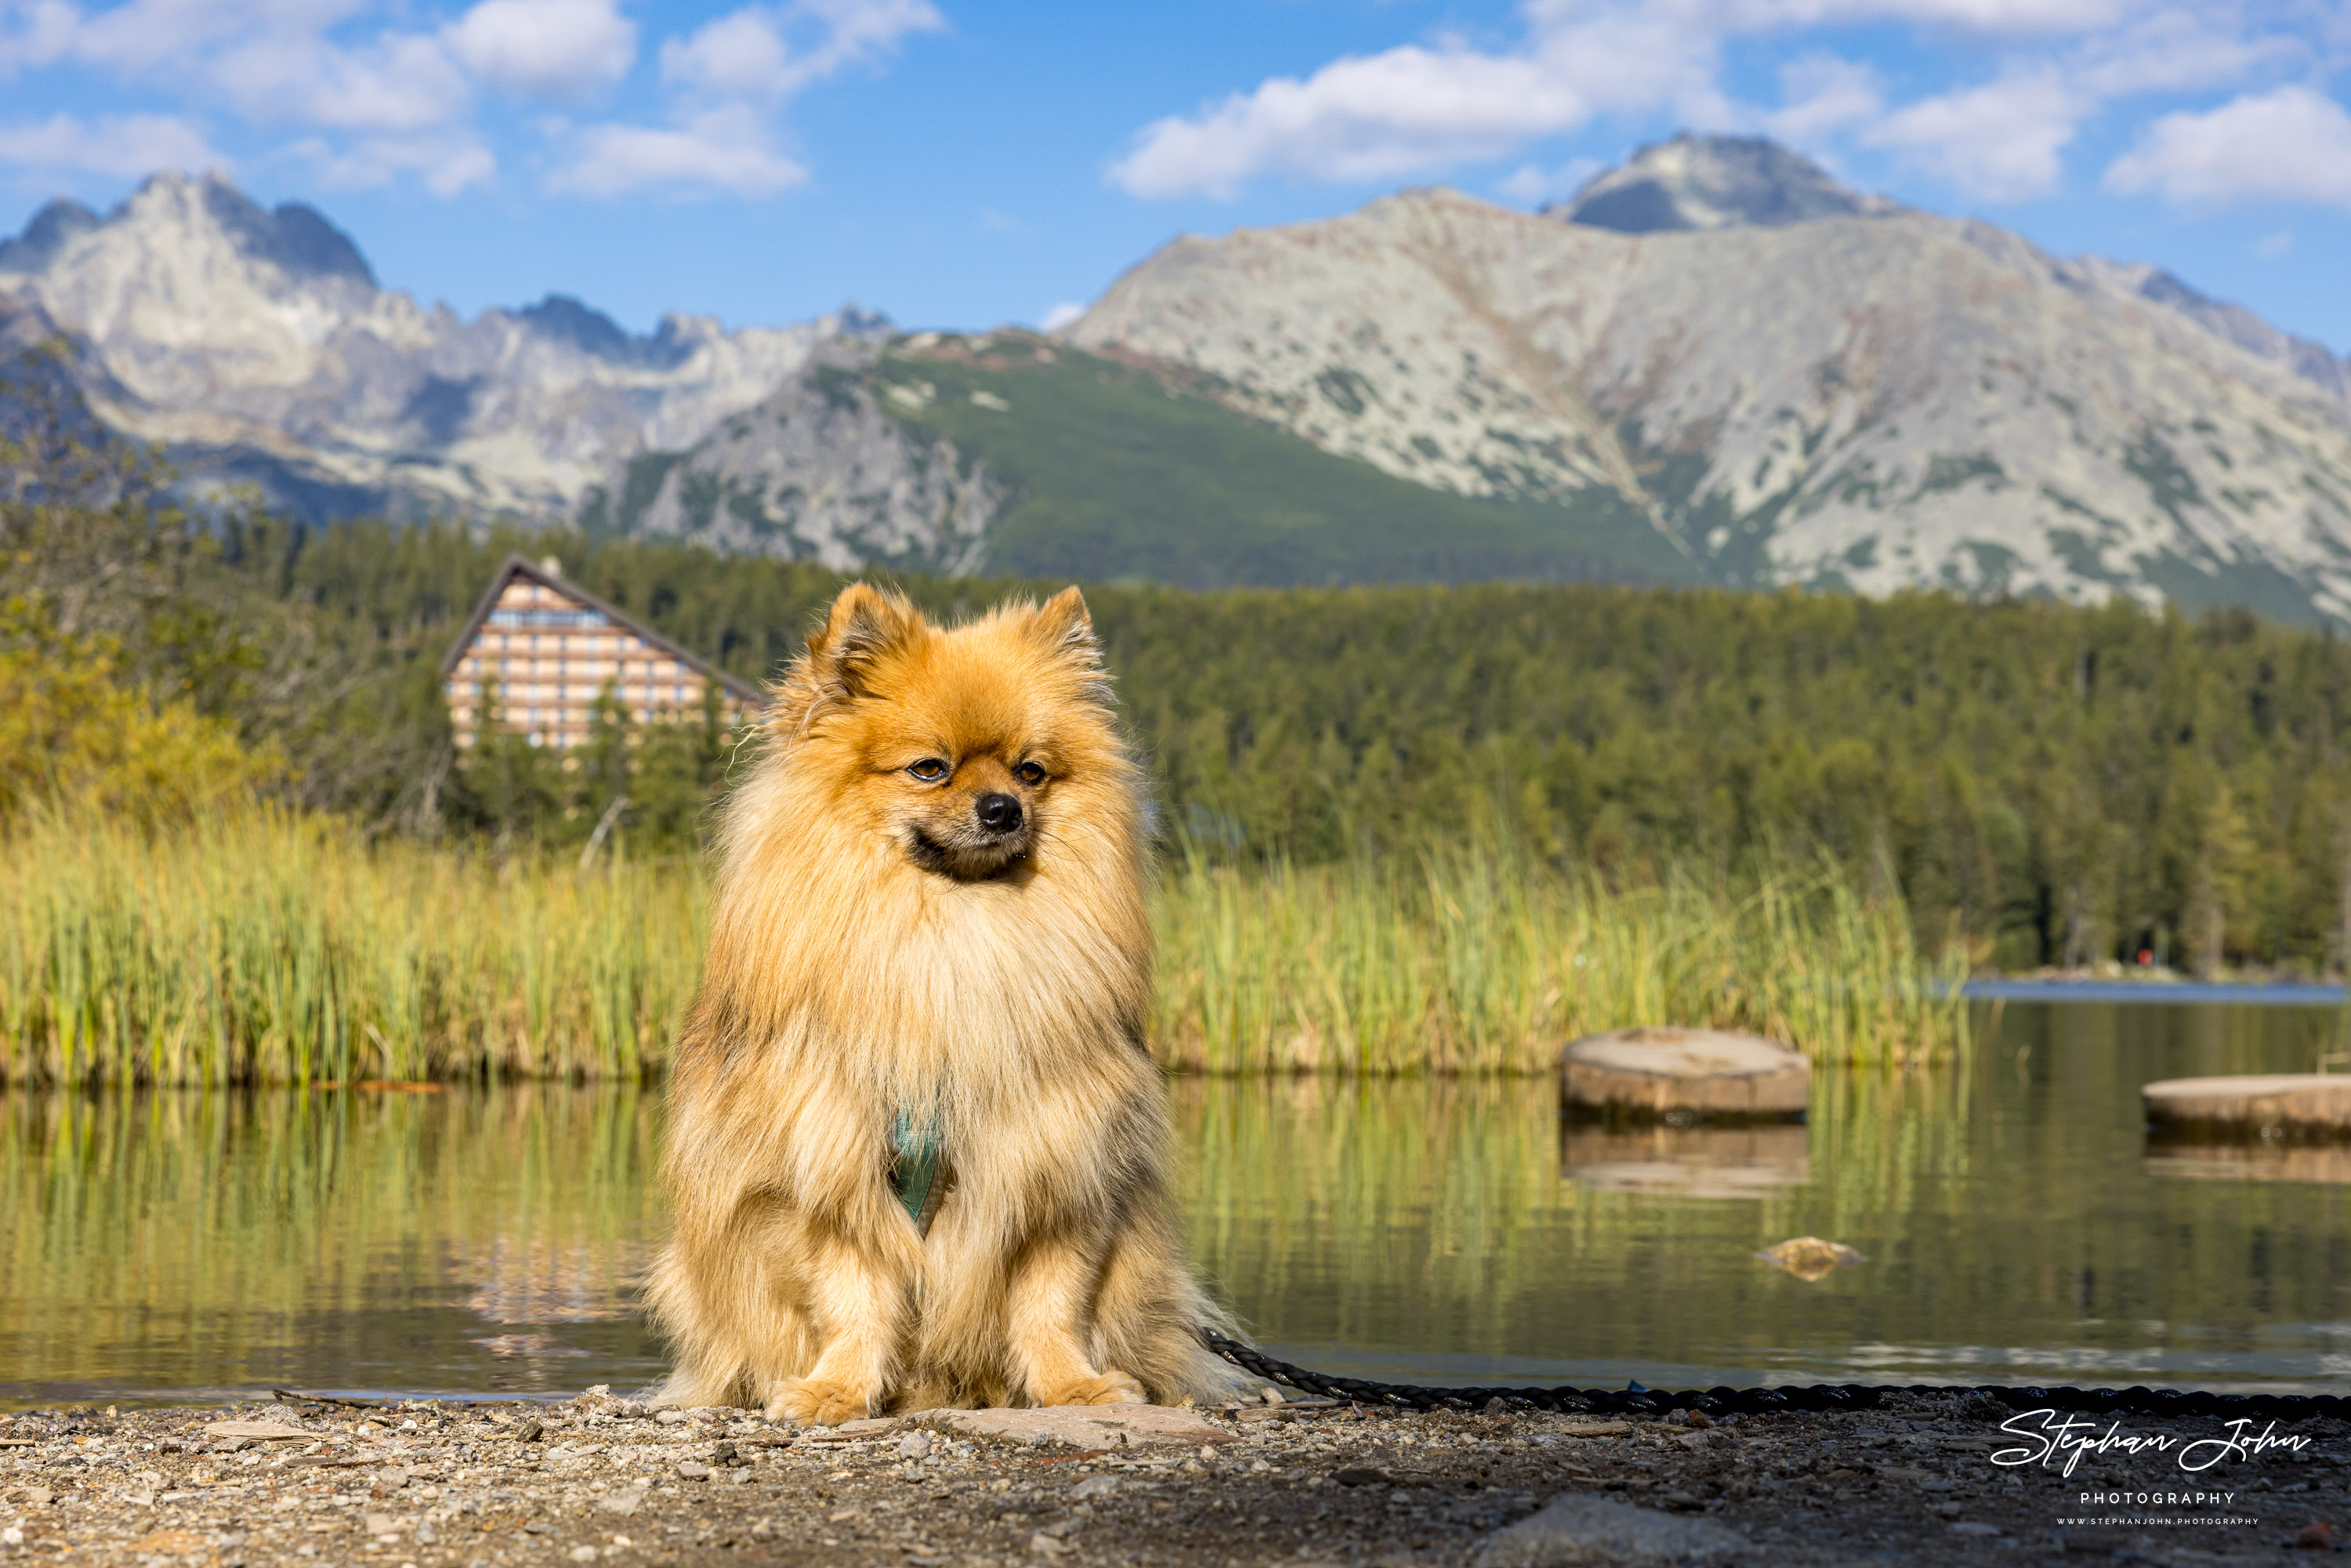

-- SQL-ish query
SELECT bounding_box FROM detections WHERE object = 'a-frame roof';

[440,553,766,705]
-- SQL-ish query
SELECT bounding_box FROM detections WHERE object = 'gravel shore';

[3,1388,2342,1565]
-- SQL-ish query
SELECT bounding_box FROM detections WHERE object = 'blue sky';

[2,0,2348,352]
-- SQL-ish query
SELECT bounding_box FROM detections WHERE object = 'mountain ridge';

[1064,173,2351,621]
[0,171,880,522]
[5,147,2351,621]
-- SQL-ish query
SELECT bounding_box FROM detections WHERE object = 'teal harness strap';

[889,1110,945,1236]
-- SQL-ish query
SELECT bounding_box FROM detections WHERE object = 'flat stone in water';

[1477,1495,1748,1566]
[1559,1028,1808,1118]
[2142,1074,2351,1134]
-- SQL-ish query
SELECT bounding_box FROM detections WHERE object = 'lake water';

[3,1001,2346,1409]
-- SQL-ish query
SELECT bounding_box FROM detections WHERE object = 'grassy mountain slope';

[866,335,1703,589]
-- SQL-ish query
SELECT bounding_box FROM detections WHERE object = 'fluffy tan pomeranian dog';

[645,582,1231,1421]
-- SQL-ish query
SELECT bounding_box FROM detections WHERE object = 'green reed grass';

[1152,842,1969,1073]
[1,809,702,1086]
[1,812,1966,1086]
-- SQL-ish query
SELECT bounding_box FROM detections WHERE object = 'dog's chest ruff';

[889,1109,947,1236]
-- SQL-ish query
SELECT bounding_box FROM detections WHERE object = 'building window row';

[487,609,609,628]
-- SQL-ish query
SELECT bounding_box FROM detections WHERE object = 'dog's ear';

[1031,585,1114,708]
[807,583,919,699]
[1031,585,1098,664]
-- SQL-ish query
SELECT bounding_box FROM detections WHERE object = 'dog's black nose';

[975,793,1023,835]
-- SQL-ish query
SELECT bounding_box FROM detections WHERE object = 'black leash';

[1198,1329,2349,1421]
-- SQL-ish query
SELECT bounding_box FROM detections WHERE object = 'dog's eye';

[907,758,949,782]
[1014,761,1047,786]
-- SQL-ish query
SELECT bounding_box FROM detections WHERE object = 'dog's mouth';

[906,826,1031,883]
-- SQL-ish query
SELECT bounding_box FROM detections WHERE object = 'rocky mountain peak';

[0,172,379,289]
[1550,133,1897,233]
[1070,183,2351,622]
[150,171,375,285]
[0,197,101,274]
[516,294,690,369]
[0,171,864,524]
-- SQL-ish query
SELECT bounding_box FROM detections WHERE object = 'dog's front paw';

[1036,1369,1146,1407]
[766,1377,875,1426]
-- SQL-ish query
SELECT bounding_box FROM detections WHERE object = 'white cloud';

[1865,69,2082,200]
[293,132,495,195]
[549,104,806,197]
[1107,0,2150,201]
[0,110,223,176]
[2251,228,2291,258]
[1103,0,2321,205]
[2104,85,2351,208]
[212,31,472,132]
[444,0,635,99]
[1767,55,1883,142]
[548,0,940,200]
[2070,10,2300,98]
[0,0,353,76]
[1766,0,2135,27]
[659,8,790,98]
[0,0,938,202]
[660,0,944,99]
[1039,301,1085,332]
[787,0,945,81]
[1113,46,1597,199]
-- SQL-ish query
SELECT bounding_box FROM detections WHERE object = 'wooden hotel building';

[441,556,763,751]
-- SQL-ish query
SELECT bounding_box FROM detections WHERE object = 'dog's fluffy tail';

[1092,1212,1252,1405]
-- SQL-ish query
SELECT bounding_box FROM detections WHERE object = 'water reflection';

[2,1000,2346,1407]
[1559,1123,1810,1198]
[0,1086,665,1407]
[2145,1135,2351,1186]
[1169,1000,2350,1394]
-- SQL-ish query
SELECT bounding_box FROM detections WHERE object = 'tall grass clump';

[1,809,704,1087]
[1151,841,1969,1073]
